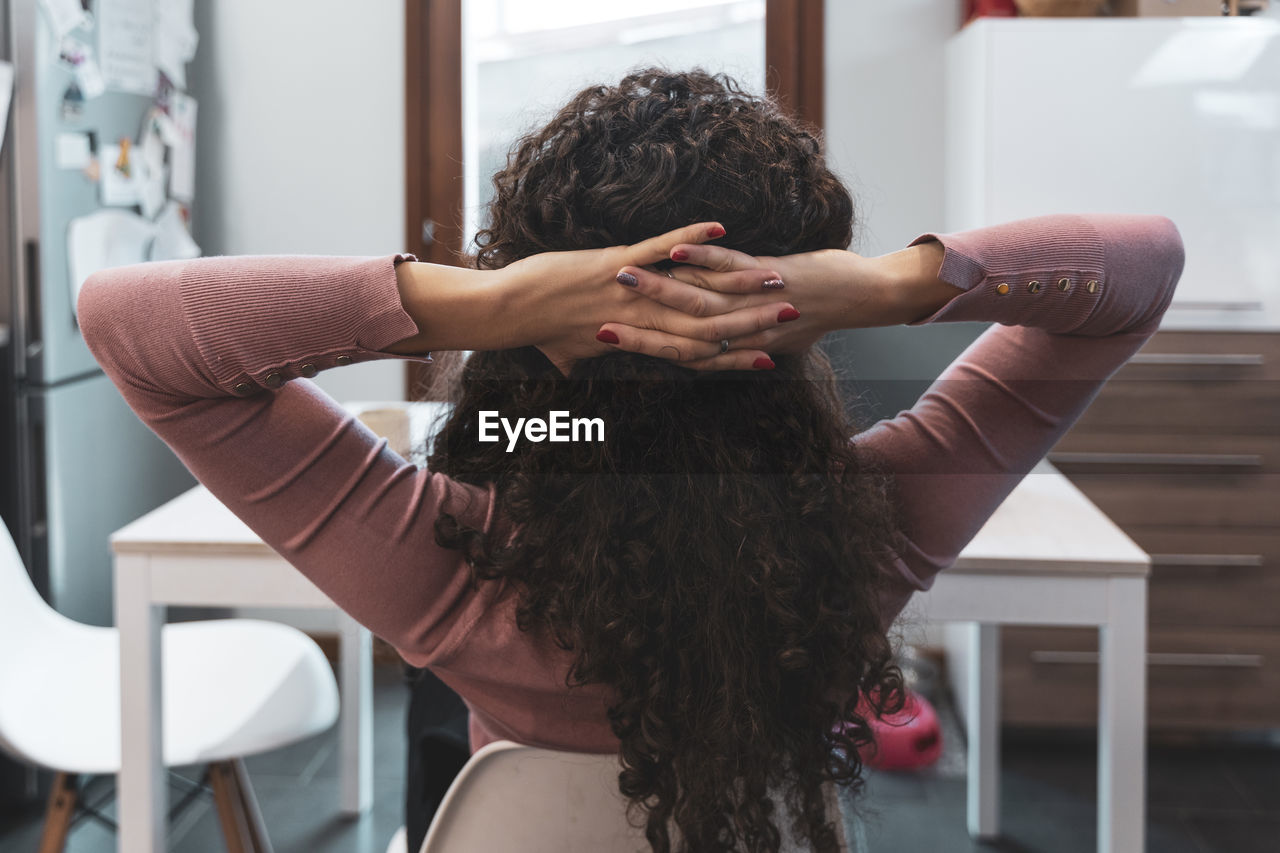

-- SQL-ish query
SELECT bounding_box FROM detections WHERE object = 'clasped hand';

[503,222,868,374]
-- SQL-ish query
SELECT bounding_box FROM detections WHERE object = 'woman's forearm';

[384,262,512,355]
[853,240,964,328]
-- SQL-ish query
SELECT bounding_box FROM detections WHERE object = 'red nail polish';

[753,357,775,370]
[708,225,726,238]
[777,307,800,322]
[596,330,619,344]
[671,249,689,261]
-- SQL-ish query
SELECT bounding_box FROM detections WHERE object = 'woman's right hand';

[605,245,877,368]
[603,239,957,369]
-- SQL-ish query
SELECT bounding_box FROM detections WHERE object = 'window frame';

[403,0,823,396]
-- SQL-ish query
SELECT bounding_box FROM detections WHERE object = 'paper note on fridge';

[138,112,168,219]
[38,0,90,41]
[99,140,143,206]
[98,0,157,95]
[67,209,156,321]
[166,92,197,202]
[154,0,199,89]
[55,132,93,169]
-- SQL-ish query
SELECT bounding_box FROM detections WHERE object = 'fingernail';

[707,225,726,238]
[762,278,785,290]
[616,271,638,287]
[671,249,689,261]
[753,357,775,370]
[777,307,800,322]
[596,330,620,344]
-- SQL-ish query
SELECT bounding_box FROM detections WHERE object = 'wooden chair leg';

[230,758,274,853]
[37,772,78,853]
[209,760,253,853]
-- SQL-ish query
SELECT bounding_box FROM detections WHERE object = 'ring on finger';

[663,269,675,279]
[719,338,730,354]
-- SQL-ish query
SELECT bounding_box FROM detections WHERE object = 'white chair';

[386,740,868,853]
[0,519,340,852]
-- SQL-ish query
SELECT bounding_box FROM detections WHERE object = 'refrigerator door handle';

[22,238,42,373]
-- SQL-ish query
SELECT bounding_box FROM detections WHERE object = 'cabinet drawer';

[1069,331,1280,433]
[1071,380,1280,434]
[1050,432,1280,473]
[1001,626,1280,729]
[1127,527,1280,629]
[1132,331,1280,381]
[1062,472,1279,528]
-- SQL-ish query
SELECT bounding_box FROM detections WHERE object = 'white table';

[111,402,445,853]
[902,461,1150,853]
[113,408,1147,853]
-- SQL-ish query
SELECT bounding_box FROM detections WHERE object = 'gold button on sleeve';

[299,363,317,378]
[264,372,283,388]
[1027,280,1040,294]
[1086,279,1098,293]
[335,355,353,366]
[1057,278,1070,291]
[232,382,253,396]
[995,282,1010,295]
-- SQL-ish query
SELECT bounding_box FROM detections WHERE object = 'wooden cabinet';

[1000,329,1280,730]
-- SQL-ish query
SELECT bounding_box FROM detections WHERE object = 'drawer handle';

[1128,353,1264,367]
[1048,452,1263,469]
[1150,553,1264,568]
[1030,651,1264,668]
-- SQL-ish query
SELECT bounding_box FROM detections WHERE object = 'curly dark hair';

[424,68,906,852]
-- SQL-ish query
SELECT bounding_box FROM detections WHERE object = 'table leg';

[338,613,373,816]
[1098,577,1146,853]
[967,622,1001,840]
[115,553,166,853]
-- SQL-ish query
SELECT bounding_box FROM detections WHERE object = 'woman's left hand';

[500,222,798,374]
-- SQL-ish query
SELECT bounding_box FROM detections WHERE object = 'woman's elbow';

[1154,215,1187,296]
[76,268,129,364]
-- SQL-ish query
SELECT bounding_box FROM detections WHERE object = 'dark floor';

[1,661,1277,852]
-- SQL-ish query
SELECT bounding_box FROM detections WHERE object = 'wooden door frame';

[403,0,823,398]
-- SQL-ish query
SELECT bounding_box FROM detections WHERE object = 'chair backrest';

[0,518,96,763]
[0,517,79,651]
[419,740,862,853]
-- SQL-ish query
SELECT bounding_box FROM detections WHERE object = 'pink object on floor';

[838,689,943,772]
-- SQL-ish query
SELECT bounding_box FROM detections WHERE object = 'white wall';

[824,0,961,254]
[823,0,972,652]
[822,0,987,412]
[186,1,407,632]
[189,0,408,406]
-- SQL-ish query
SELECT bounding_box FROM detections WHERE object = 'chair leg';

[209,760,253,853]
[230,758,274,853]
[37,772,79,853]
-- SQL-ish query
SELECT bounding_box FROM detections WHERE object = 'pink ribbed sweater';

[77,214,1184,755]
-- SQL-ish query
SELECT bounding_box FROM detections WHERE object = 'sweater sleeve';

[856,213,1185,628]
[76,253,497,668]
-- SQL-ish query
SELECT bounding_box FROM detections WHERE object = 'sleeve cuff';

[353,253,432,362]
[180,252,432,397]
[903,214,1107,332]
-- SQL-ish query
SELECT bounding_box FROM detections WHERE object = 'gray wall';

[187,0,408,406]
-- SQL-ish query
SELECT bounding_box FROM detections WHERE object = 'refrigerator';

[1,0,200,809]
